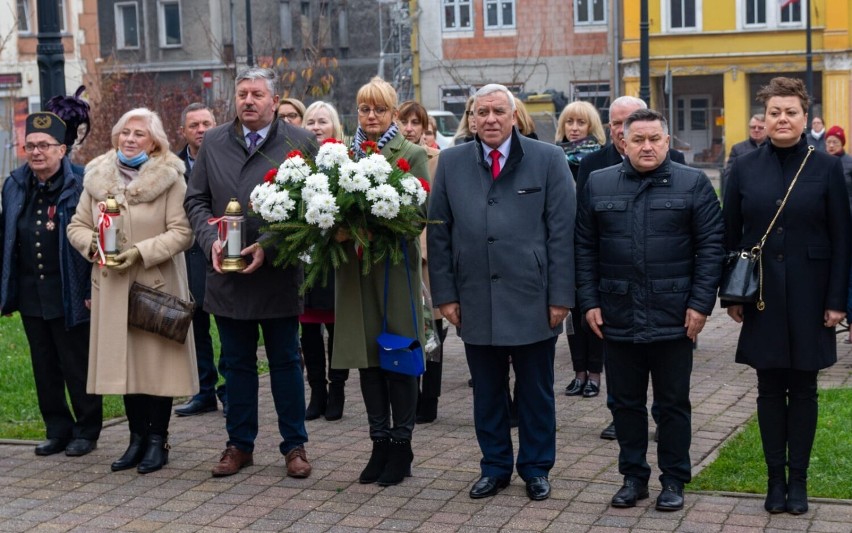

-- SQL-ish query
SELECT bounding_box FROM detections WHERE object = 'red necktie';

[490,149,501,180]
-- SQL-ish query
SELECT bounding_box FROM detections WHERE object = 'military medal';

[45,206,57,231]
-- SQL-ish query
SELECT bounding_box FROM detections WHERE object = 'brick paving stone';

[808,521,852,533]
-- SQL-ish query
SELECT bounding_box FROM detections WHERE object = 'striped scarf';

[352,123,399,158]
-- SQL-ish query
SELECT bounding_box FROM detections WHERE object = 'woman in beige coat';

[67,107,197,474]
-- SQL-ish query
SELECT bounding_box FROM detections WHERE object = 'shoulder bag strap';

[381,239,420,339]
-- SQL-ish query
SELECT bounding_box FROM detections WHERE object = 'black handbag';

[377,240,425,377]
[719,146,813,310]
[128,282,196,344]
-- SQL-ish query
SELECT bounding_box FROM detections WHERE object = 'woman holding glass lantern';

[67,107,197,474]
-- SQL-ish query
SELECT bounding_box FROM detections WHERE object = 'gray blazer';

[427,129,576,346]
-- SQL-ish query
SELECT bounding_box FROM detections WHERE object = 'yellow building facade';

[621,0,851,163]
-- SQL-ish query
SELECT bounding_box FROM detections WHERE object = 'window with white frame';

[779,0,802,25]
[158,1,181,47]
[575,0,606,26]
[115,2,140,49]
[442,0,472,31]
[16,0,31,33]
[744,0,765,26]
[667,0,699,31]
[484,0,515,30]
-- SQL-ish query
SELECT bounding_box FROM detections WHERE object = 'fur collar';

[83,150,185,204]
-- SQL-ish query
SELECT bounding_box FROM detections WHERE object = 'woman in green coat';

[333,77,429,486]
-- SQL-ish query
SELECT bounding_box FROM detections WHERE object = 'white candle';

[104,225,117,253]
[227,220,241,256]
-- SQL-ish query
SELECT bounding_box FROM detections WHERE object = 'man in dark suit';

[576,96,685,442]
[428,84,575,501]
[722,113,766,185]
[174,103,225,417]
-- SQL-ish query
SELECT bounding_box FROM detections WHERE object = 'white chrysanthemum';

[250,182,276,210]
[256,189,296,222]
[276,156,311,184]
[315,142,350,169]
[370,199,400,219]
[357,154,393,184]
[304,206,337,229]
[412,186,427,205]
[400,177,420,195]
[339,162,371,193]
[308,192,338,212]
[366,184,400,203]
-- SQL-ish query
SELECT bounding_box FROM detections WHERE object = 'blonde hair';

[356,76,398,110]
[111,107,169,155]
[513,97,536,136]
[454,95,476,142]
[555,101,606,145]
[303,100,344,141]
[279,97,306,118]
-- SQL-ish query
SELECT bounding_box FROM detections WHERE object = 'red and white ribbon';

[207,216,229,249]
[95,201,116,267]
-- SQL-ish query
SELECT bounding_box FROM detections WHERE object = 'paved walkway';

[1,305,851,532]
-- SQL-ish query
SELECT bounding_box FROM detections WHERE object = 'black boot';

[305,385,327,421]
[416,397,438,424]
[137,434,170,474]
[786,468,808,515]
[764,465,786,513]
[325,383,345,421]
[377,439,413,486]
[111,433,146,472]
[359,438,389,484]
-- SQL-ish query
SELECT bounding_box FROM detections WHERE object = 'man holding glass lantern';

[184,67,317,478]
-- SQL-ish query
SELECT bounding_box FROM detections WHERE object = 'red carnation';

[287,149,304,159]
[361,140,379,154]
[417,177,430,193]
[264,169,277,184]
[396,158,411,173]
[321,138,342,145]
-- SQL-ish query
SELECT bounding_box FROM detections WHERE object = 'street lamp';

[36,0,66,107]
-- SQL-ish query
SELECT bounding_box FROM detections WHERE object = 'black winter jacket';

[575,156,724,343]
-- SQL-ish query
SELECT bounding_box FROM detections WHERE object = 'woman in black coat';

[722,77,851,515]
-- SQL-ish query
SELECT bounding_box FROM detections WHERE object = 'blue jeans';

[605,338,693,486]
[193,309,226,404]
[216,315,307,455]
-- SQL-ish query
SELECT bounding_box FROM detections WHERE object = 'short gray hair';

[235,67,276,96]
[474,84,516,112]
[610,96,647,113]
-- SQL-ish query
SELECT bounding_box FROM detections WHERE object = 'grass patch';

[692,387,852,499]
[0,313,269,440]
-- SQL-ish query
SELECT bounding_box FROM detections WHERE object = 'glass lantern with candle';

[102,195,122,267]
[220,198,246,272]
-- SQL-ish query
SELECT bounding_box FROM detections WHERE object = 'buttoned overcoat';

[67,150,198,396]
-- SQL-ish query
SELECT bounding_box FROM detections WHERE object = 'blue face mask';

[117,149,149,167]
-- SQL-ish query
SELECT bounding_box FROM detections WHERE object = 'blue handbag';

[377,240,425,376]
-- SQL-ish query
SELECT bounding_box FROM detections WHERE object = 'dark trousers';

[193,309,226,403]
[605,338,693,486]
[216,315,307,455]
[21,316,102,441]
[301,323,349,389]
[756,368,818,471]
[419,318,445,400]
[359,366,418,440]
[567,311,603,373]
[124,394,172,436]
[465,337,557,481]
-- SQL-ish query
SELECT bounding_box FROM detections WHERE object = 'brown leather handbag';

[128,282,196,344]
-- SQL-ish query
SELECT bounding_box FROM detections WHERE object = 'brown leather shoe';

[211,445,253,477]
[285,446,312,478]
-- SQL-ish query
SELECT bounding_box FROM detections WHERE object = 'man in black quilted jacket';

[575,109,724,513]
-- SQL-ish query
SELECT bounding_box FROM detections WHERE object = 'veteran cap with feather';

[26,111,67,144]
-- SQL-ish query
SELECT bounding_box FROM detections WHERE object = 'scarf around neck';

[352,123,399,158]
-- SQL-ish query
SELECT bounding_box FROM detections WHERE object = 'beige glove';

[111,246,141,272]
[89,230,99,256]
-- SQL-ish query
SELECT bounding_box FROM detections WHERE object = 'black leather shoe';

[564,378,585,396]
[610,479,649,508]
[469,476,510,499]
[525,476,551,501]
[137,434,170,474]
[35,438,69,456]
[111,433,146,472]
[583,380,600,398]
[174,397,217,417]
[65,438,97,456]
[655,484,685,511]
[600,422,617,440]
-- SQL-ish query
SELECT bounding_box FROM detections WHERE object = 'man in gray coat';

[428,84,575,501]
[185,67,316,479]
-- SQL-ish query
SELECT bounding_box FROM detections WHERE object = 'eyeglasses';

[24,142,62,153]
[357,106,389,117]
[749,125,765,131]
[281,112,300,120]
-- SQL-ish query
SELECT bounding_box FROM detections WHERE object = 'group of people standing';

[2,72,846,516]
